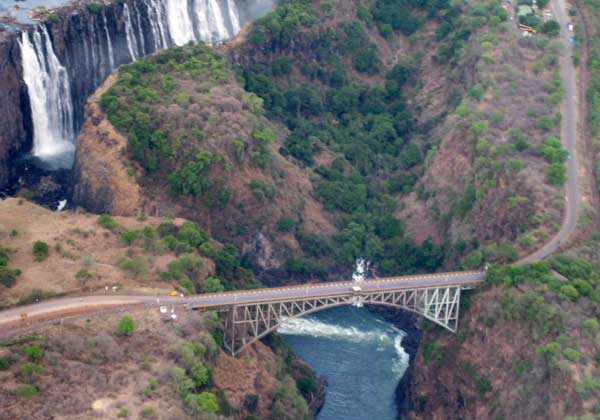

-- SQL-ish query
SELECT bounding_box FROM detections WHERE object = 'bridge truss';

[223,285,463,356]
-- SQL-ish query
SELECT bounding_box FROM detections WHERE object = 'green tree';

[21,362,43,382]
[98,214,119,230]
[186,391,219,414]
[190,363,210,387]
[202,277,225,293]
[541,20,560,36]
[32,241,49,262]
[545,163,567,186]
[14,384,38,398]
[116,316,137,337]
[23,345,44,362]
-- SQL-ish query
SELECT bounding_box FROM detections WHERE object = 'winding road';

[519,0,580,264]
[0,0,586,338]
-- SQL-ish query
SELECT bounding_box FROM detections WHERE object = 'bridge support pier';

[222,285,464,356]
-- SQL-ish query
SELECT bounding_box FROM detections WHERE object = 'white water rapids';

[279,316,410,378]
[279,259,411,419]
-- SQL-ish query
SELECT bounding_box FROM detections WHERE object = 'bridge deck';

[188,271,485,309]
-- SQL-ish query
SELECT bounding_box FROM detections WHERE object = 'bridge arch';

[223,285,462,355]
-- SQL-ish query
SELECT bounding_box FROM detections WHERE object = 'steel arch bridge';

[187,271,484,356]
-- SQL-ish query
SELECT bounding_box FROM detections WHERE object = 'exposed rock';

[0,31,31,191]
[71,73,141,216]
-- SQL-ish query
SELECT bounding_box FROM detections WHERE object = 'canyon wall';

[0,31,30,190]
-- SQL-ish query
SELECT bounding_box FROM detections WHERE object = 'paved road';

[0,271,484,329]
[519,0,580,263]
[186,271,485,309]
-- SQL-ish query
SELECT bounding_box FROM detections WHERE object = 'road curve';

[519,0,580,263]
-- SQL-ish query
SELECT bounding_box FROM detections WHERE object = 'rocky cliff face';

[0,31,30,191]
[71,73,142,216]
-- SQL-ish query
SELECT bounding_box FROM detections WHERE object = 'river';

[280,305,410,420]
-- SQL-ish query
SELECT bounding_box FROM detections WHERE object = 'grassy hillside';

[0,307,318,419]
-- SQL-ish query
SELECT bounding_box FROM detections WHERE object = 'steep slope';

[72,43,336,278]
[408,258,600,420]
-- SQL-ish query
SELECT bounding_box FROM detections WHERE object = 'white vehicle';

[568,23,574,32]
[351,285,362,293]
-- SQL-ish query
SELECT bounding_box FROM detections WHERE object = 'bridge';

[187,271,485,355]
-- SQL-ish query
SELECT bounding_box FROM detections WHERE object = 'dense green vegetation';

[237,0,486,275]
[100,44,231,205]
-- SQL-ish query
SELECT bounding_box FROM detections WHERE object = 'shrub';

[296,376,317,397]
[87,2,101,14]
[120,230,140,245]
[23,344,44,362]
[98,214,119,230]
[140,407,156,418]
[190,362,210,387]
[563,348,581,362]
[32,241,49,262]
[545,163,567,186]
[0,266,21,288]
[0,355,14,370]
[249,180,275,201]
[583,318,600,335]
[201,277,225,293]
[186,391,219,414]
[538,341,561,367]
[117,316,137,337]
[541,20,560,36]
[177,222,208,248]
[119,257,147,277]
[21,362,43,382]
[575,374,599,398]
[559,284,579,301]
[14,384,38,398]
[276,216,295,232]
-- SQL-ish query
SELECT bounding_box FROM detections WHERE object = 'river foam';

[280,315,410,379]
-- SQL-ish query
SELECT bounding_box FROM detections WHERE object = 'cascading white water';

[19,26,75,169]
[123,3,139,60]
[89,17,98,85]
[102,12,115,70]
[146,0,168,50]
[132,1,146,56]
[226,0,240,35]
[206,0,229,40]
[166,0,196,45]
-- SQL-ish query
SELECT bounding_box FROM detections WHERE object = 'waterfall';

[146,0,169,50]
[194,0,212,41]
[226,0,240,35]
[166,0,196,45]
[19,26,75,169]
[14,0,274,171]
[89,17,98,85]
[102,12,115,70]
[123,3,139,60]
[206,0,229,41]
[132,1,146,56]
